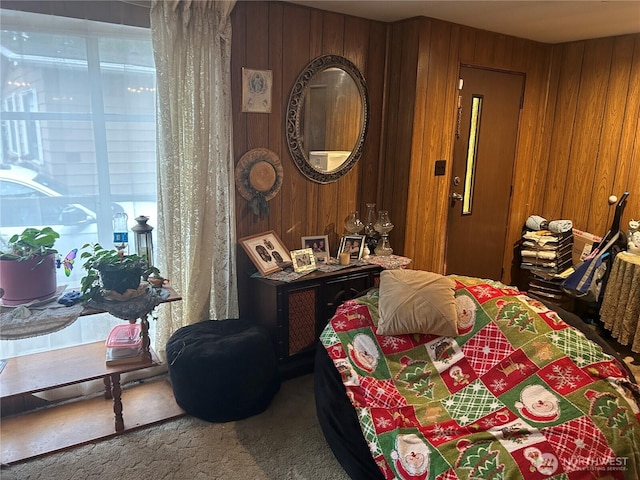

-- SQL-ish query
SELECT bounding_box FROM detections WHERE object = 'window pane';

[463,95,483,215]
[0,10,157,359]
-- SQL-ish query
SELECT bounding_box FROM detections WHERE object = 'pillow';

[376,270,459,336]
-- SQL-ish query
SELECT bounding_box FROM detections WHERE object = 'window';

[0,9,158,359]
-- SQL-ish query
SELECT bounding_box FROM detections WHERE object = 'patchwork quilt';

[320,275,640,480]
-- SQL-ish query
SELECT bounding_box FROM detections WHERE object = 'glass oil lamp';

[344,211,364,234]
[374,210,394,256]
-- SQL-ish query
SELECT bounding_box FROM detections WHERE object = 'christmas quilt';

[320,275,640,480]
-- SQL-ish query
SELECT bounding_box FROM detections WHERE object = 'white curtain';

[150,0,239,359]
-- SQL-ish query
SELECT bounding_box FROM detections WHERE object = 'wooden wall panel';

[589,36,635,232]
[232,2,386,313]
[385,21,556,281]
[407,19,458,272]
[542,34,640,240]
[380,19,420,258]
[612,38,640,224]
[384,18,639,284]
[234,2,640,293]
[541,42,585,220]
[359,21,387,215]
[564,39,615,230]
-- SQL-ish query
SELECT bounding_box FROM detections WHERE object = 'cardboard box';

[572,228,602,265]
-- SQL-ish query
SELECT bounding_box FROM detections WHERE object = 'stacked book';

[520,228,573,305]
[105,323,146,366]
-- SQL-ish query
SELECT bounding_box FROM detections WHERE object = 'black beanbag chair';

[166,319,280,422]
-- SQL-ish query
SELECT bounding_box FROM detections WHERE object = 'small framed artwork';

[242,67,272,113]
[301,235,330,263]
[290,248,316,273]
[338,235,365,260]
[239,230,291,276]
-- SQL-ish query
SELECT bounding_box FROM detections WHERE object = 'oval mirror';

[286,55,369,184]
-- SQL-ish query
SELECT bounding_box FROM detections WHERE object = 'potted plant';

[80,243,159,302]
[0,227,60,305]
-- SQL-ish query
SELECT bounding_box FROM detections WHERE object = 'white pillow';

[377,270,459,336]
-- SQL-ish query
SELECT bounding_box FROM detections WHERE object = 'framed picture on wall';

[301,235,330,263]
[338,235,365,260]
[290,248,317,273]
[239,230,291,276]
[241,67,272,113]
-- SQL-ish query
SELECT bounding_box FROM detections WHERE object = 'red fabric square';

[440,358,477,394]
[369,405,419,435]
[510,443,561,479]
[541,416,615,474]
[483,349,538,396]
[463,322,515,377]
[331,302,373,331]
[539,357,591,395]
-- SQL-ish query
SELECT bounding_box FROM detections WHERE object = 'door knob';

[450,192,463,202]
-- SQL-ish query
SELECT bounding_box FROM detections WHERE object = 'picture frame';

[290,248,317,273]
[239,230,291,276]
[241,67,272,113]
[338,235,365,260]
[301,235,330,263]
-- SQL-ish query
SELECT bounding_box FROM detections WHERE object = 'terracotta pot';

[0,253,57,306]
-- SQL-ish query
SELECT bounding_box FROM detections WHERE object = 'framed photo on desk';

[239,230,291,276]
[301,235,330,263]
[338,234,365,260]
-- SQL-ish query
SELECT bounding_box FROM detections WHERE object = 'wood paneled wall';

[231,1,387,311]
[541,36,640,237]
[382,17,640,283]
[233,2,639,290]
[382,18,557,281]
[232,2,386,244]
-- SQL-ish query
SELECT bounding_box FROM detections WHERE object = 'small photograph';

[290,248,317,273]
[239,230,291,276]
[301,235,330,263]
[338,235,365,260]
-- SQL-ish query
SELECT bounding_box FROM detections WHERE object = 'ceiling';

[285,1,640,44]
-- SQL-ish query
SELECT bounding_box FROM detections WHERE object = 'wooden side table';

[600,251,640,352]
[1,287,182,427]
[0,342,161,432]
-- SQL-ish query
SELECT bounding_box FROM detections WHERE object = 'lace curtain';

[150,0,239,359]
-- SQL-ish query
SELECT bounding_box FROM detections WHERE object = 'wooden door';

[445,66,524,280]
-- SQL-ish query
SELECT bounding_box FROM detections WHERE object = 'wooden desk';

[600,252,640,352]
[248,263,382,378]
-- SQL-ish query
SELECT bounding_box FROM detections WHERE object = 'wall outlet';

[434,160,446,176]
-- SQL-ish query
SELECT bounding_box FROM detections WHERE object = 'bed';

[315,271,640,480]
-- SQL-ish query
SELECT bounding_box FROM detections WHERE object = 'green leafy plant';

[80,243,160,301]
[0,227,59,261]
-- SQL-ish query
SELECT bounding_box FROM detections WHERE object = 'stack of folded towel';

[521,216,574,273]
[520,215,575,305]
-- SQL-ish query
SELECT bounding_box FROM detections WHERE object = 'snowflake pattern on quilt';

[320,275,640,480]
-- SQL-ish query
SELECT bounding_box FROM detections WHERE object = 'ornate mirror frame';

[286,55,369,184]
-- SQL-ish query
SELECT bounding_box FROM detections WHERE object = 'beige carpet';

[1,374,350,480]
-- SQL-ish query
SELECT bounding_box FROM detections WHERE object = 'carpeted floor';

[1,374,350,480]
